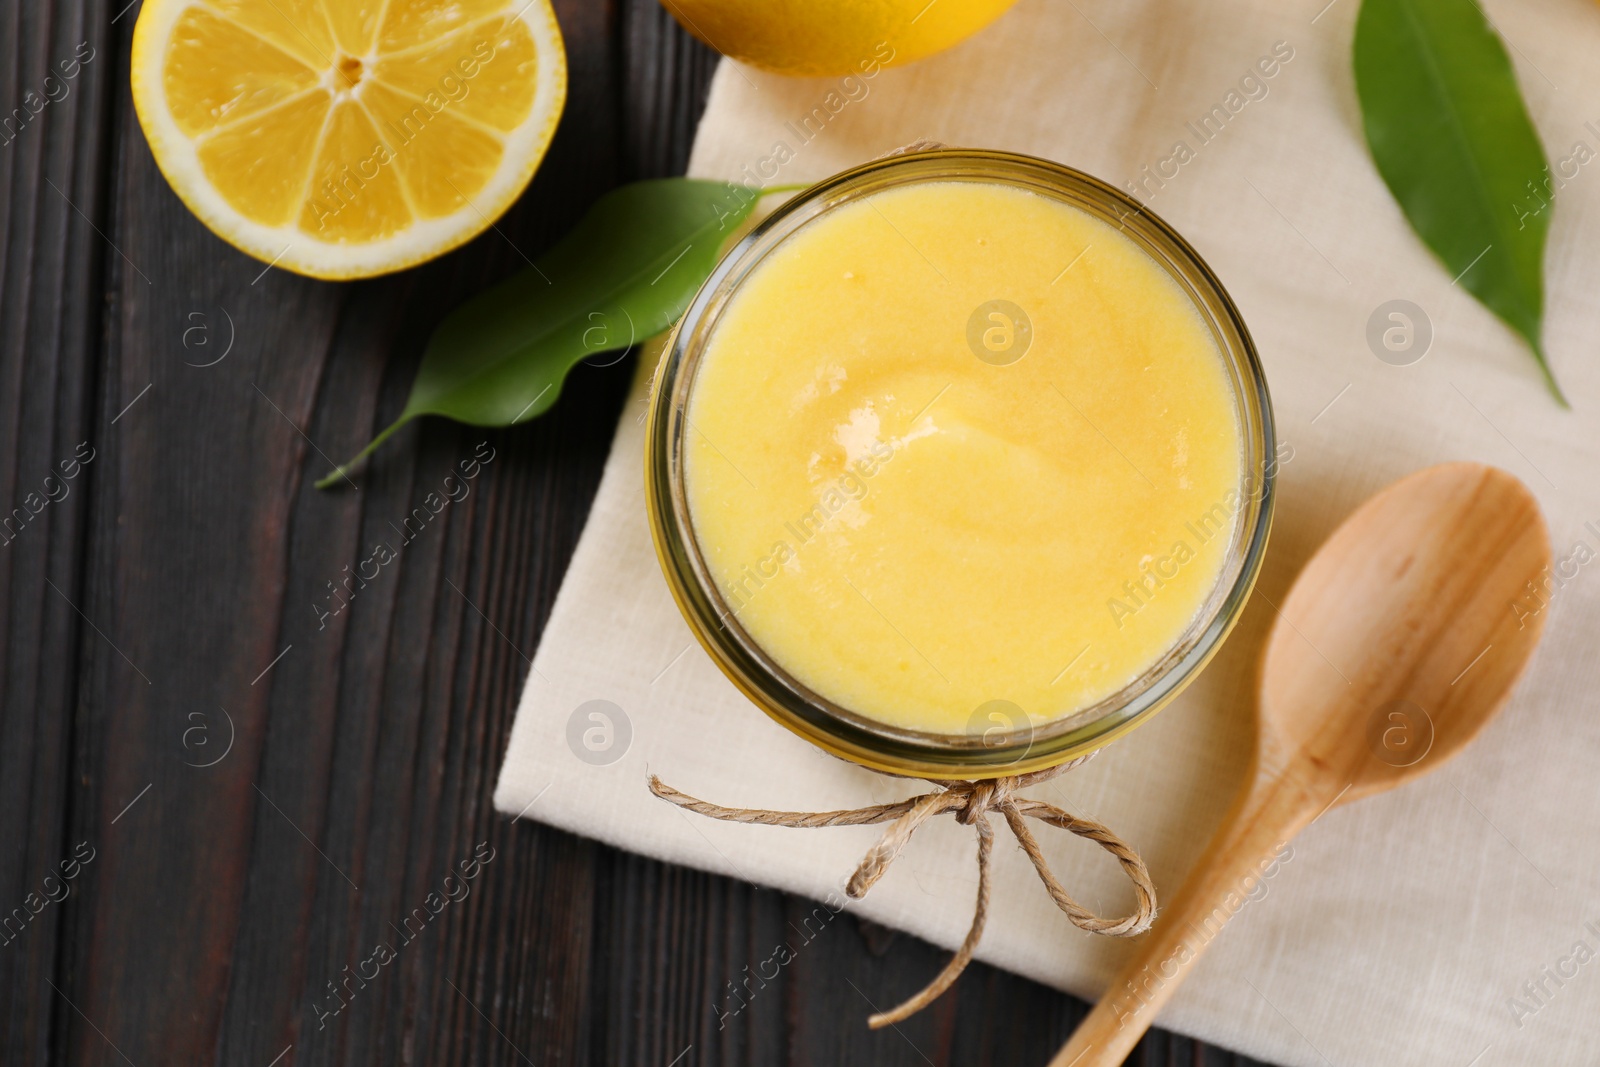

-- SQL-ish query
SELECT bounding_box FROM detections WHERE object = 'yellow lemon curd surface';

[683,181,1243,734]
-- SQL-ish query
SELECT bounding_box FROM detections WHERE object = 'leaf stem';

[315,415,412,490]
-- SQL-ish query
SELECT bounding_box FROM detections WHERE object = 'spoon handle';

[1048,771,1317,1066]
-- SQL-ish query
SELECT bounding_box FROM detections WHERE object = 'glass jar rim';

[645,148,1275,780]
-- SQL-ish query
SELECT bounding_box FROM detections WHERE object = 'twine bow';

[648,755,1155,1028]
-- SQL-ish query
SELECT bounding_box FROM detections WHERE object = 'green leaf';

[317,178,776,489]
[1354,0,1565,404]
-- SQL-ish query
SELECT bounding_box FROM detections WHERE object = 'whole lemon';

[660,0,1020,76]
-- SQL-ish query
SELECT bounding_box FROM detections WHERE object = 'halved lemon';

[131,0,566,279]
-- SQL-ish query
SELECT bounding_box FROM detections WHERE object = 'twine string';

[647,755,1155,1028]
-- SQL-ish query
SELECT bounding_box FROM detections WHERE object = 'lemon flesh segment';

[164,6,319,136]
[201,0,334,69]
[133,0,567,279]
[357,80,504,218]
[370,17,539,133]
[196,87,330,225]
[324,1,384,54]
[299,98,416,241]
[378,0,510,52]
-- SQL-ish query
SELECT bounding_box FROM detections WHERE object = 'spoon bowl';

[1260,460,1550,802]
[1051,463,1550,1066]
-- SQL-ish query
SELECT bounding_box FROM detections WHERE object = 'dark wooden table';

[0,1,1272,1063]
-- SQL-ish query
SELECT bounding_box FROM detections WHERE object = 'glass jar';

[645,148,1274,779]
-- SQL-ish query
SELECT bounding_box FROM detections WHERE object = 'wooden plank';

[0,1,112,1064]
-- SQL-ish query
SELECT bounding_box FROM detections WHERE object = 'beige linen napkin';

[495,0,1600,1062]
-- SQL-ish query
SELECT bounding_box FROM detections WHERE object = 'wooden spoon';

[1050,462,1550,1067]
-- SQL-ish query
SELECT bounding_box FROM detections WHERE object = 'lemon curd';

[679,179,1245,737]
